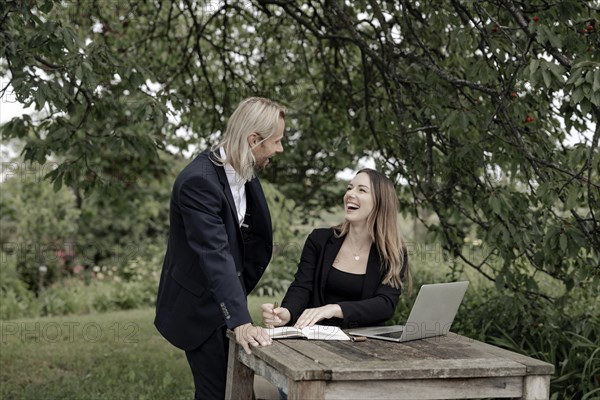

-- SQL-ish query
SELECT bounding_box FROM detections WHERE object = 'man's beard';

[254,157,269,170]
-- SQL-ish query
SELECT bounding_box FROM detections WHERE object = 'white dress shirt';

[219,148,247,226]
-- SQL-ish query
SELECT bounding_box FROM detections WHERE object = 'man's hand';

[261,303,291,328]
[233,323,272,354]
[294,304,342,329]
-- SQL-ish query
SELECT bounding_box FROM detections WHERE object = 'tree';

[255,0,599,293]
[3,0,597,295]
[0,166,80,292]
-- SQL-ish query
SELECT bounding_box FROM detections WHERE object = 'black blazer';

[281,228,404,329]
[154,149,273,351]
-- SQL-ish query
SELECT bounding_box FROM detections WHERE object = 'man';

[155,97,286,399]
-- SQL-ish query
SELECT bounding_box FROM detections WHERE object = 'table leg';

[287,379,325,400]
[522,375,550,400]
[225,341,254,400]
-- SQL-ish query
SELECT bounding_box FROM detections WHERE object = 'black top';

[324,266,365,304]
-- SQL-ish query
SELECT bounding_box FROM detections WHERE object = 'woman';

[262,168,411,330]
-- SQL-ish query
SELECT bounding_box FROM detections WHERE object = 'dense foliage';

[2,0,597,294]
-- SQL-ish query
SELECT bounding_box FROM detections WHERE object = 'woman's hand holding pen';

[261,303,291,328]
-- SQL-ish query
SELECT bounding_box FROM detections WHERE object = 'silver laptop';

[348,281,469,342]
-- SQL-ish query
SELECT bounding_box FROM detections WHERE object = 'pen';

[272,301,278,316]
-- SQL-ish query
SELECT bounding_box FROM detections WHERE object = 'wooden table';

[225,331,554,400]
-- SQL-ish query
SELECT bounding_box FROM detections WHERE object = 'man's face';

[251,117,285,170]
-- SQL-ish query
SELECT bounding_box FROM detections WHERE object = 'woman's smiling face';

[344,172,374,223]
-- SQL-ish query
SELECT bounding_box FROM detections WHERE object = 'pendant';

[354,255,360,261]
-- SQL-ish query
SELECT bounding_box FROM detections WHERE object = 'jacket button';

[237,271,241,277]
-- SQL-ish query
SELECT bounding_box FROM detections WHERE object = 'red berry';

[587,25,593,31]
[533,16,539,22]
[511,92,518,98]
[525,116,535,123]
[492,26,498,32]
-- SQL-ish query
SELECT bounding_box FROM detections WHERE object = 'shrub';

[0,251,39,319]
[0,242,164,320]
[453,285,599,399]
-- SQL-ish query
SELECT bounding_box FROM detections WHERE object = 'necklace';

[348,235,366,261]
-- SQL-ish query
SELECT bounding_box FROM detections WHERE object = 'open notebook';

[267,325,351,341]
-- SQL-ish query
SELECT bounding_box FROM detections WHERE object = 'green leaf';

[489,195,501,215]
[585,70,594,84]
[32,88,46,110]
[580,99,591,115]
[39,1,54,13]
[536,27,547,48]
[593,69,600,92]
[53,173,63,192]
[530,61,541,86]
[61,28,78,53]
[542,69,552,88]
[548,63,565,84]
[590,90,600,106]
[565,186,579,209]
[572,87,584,104]
[530,59,541,74]
[545,29,562,48]
[129,72,144,87]
[559,233,567,252]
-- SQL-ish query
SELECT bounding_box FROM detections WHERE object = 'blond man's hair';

[212,97,286,180]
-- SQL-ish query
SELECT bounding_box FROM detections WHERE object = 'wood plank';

[523,375,551,399]
[324,376,523,399]
[341,337,439,361]
[403,333,484,359]
[225,341,254,400]
[448,333,555,375]
[326,358,525,380]
[238,340,331,381]
[241,355,290,393]
[287,379,325,400]
[316,340,377,362]
[279,339,349,364]
[315,338,438,363]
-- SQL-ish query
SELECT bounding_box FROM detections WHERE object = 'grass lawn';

[0,296,273,400]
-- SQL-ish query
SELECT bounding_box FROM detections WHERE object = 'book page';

[267,327,305,339]
[301,325,351,340]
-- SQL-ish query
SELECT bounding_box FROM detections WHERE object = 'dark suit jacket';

[154,149,273,351]
[281,228,405,329]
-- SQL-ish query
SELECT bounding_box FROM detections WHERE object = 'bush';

[453,285,599,399]
[0,243,164,320]
[0,251,39,319]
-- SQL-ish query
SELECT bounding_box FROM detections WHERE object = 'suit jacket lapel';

[320,234,344,296]
[209,151,240,226]
[361,243,382,298]
[245,178,272,242]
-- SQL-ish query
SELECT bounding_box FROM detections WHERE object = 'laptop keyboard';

[377,329,404,339]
